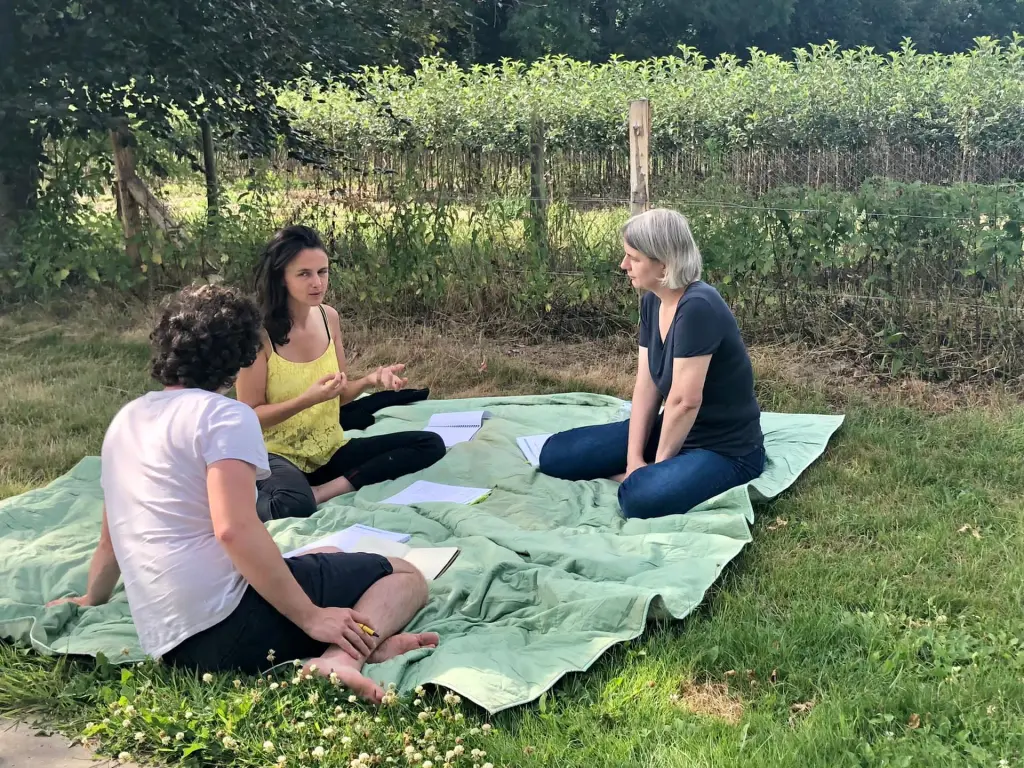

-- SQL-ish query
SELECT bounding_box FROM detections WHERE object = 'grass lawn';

[1,300,1022,768]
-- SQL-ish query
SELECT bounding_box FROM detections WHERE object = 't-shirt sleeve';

[638,292,654,348]
[198,399,271,480]
[671,297,724,358]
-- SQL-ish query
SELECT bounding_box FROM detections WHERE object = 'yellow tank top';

[262,312,347,473]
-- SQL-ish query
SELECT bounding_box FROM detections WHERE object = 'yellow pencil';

[357,623,379,638]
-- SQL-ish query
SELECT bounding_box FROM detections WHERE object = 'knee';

[387,557,429,608]
[257,483,317,521]
[617,472,668,520]
[421,432,447,464]
[537,433,574,479]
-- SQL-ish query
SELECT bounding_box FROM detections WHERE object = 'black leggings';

[256,430,446,521]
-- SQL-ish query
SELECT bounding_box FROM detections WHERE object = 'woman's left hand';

[376,364,408,391]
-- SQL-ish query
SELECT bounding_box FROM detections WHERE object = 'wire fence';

[199,138,1024,381]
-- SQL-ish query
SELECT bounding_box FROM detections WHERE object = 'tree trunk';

[0,123,42,260]
[200,115,219,229]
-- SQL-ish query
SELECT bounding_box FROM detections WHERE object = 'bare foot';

[367,632,440,664]
[609,472,626,483]
[303,652,384,704]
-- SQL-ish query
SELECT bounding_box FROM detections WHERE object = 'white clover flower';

[406,746,415,754]
[277,757,287,766]
[423,761,433,768]
[418,712,430,721]
[481,763,494,768]
[175,732,185,742]
[341,736,352,745]
[330,672,339,684]
[359,753,370,761]
[233,679,241,689]
[413,699,422,707]
[185,711,194,719]
[270,682,280,690]
[134,732,145,743]
[122,719,131,729]
[292,676,302,685]
[322,726,336,738]
[202,673,214,683]
[349,694,358,703]
[454,745,464,756]
[312,745,326,760]
[481,723,492,734]
[117,752,132,763]
[124,705,136,715]
[264,740,276,752]
[161,736,171,745]
[222,736,237,749]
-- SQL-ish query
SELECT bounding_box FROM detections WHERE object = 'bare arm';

[326,307,405,405]
[655,355,710,462]
[626,347,664,469]
[208,459,373,657]
[47,506,120,607]
[208,459,320,626]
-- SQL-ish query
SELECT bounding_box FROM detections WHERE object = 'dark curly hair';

[149,285,263,391]
[253,225,327,348]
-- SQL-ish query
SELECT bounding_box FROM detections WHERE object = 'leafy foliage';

[281,39,1024,154]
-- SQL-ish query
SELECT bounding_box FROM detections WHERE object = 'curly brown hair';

[149,285,263,392]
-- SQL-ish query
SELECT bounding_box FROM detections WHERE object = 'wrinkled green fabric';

[0,393,843,712]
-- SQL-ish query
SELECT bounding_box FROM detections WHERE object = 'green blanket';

[0,393,843,713]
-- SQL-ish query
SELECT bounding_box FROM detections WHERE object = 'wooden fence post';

[109,119,145,273]
[200,115,219,228]
[629,99,651,215]
[528,114,549,257]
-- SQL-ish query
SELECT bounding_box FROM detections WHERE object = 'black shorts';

[162,552,393,673]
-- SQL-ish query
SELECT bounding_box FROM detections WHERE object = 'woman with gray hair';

[539,208,765,518]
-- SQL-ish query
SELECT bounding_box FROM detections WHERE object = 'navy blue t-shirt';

[638,282,763,456]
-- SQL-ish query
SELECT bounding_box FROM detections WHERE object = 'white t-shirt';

[100,388,270,659]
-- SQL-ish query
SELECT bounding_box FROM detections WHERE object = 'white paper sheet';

[381,480,492,506]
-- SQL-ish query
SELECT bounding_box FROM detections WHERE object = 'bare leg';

[312,476,355,505]
[303,558,435,703]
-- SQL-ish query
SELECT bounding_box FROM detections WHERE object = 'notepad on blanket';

[283,524,411,559]
[285,529,460,581]
[381,480,491,506]
[424,410,491,448]
[516,434,552,468]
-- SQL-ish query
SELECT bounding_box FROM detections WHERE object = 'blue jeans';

[538,416,766,519]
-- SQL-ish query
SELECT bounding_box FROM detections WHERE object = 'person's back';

[48,284,437,702]
[101,388,266,658]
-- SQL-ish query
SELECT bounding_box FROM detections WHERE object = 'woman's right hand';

[303,372,347,406]
[624,457,648,482]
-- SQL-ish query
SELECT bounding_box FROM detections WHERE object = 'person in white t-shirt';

[47,285,438,703]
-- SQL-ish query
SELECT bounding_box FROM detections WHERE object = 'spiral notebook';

[424,410,491,448]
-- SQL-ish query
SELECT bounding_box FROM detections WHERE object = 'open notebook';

[284,528,459,581]
[424,410,491,448]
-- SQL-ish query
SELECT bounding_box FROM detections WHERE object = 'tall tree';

[0,0,468,244]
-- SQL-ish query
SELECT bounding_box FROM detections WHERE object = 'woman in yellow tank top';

[236,226,446,520]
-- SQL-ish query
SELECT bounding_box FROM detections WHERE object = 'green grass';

[1,303,1023,768]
